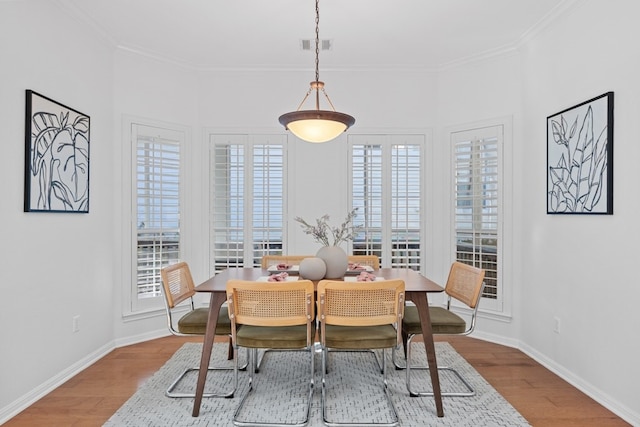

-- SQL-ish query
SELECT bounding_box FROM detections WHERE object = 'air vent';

[300,39,333,51]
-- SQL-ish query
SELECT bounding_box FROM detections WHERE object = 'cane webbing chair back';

[444,261,485,309]
[161,261,197,310]
[260,255,312,269]
[318,280,404,327]
[228,280,315,332]
[348,255,380,270]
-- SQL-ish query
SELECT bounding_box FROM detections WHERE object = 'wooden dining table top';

[195,267,444,293]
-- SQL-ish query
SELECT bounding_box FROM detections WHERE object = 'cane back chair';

[317,279,405,427]
[226,279,316,427]
[397,261,485,397]
[160,262,239,398]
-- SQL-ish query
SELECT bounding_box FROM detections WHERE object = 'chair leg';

[391,331,409,370]
[166,341,248,398]
[321,347,399,427]
[166,365,236,398]
[391,345,405,370]
[228,336,251,371]
[232,347,314,427]
[405,333,475,397]
[326,348,385,374]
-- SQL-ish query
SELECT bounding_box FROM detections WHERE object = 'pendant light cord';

[314,0,320,109]
[315,0,320,83]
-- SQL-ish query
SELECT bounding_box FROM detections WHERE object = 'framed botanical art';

[24,90,90,213]
[547,92,614,214]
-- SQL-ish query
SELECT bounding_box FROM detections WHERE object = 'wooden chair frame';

[260,255,312,269]
[347,255,380,270]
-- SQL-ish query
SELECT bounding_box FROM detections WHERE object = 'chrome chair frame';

[392,262,485,397]
[227,279,316,427]
[318,279,405,427]
[161,262,245,399]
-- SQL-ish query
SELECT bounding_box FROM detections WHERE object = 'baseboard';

[0,341,115,425]
[471,331,639,426]
[0,329,170,425]
[517,341,639,426]
[469,329,521,349]
[113,328,169,348]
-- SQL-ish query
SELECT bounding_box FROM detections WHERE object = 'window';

[210,134,286,272]
[129,122,186,312]
[350,134,425,270]
[452,125,502,307]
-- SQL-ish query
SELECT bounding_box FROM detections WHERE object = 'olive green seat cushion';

[402,305,466,335]
[177,306,232,335]
[321,324,398,349]
[236,323,316,349]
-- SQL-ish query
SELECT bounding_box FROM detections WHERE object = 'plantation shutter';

[350,134,424,270]
[452,126,501,301]
[134,126,181,302]
[390,143,422,269]
[210,134,285,272]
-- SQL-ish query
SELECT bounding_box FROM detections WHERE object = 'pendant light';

[278,0,355,143]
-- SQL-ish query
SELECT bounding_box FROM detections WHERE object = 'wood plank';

[3,335,630,426]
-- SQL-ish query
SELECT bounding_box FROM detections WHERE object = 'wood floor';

[4,335,629,427]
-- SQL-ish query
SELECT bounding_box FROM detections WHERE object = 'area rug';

[104,342,530,426]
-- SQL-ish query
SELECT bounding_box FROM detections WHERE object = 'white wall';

[518,0,640,421]
[112,50,201,341]
[431,2,640,421]
[435,52,523,341]
[0,0,116,419]
[196,67,438,258]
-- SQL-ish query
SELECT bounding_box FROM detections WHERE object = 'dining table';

[191,267,446,418]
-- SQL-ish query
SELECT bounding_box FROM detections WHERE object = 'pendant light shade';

[279,109,355,143]
[278,0,355,143]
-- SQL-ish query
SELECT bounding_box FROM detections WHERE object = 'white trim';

[347,130,432,271]
[517,342,640,426]
[0,341,115,425]
[120,115,192,317]
[207,130,289,273]
[445,116,513,315]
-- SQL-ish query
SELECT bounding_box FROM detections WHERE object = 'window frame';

[446,117,513,315]
[121,117,191,316]
[208,133,288,273]
[348,133,428,271]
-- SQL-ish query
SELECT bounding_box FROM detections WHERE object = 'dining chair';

[260,254,312,269]
[317,279,405,427]
[347,254,380,270]
[395,261,485,397]
[160,261,240,398]
[226,279,316,427]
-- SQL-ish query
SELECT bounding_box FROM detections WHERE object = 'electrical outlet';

[553,316,560,334]
[72,315,80,333]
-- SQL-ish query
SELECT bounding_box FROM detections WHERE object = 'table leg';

[192,292,226,417]
[409,291,444,417]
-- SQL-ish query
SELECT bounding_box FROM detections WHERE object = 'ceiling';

[58,0,568,70]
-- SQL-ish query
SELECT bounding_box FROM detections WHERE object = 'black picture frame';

[24,90,90,213]
[547,92,614,215]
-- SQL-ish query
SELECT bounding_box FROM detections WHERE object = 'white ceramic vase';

[316,246,348,279]
[299,257,327,280]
